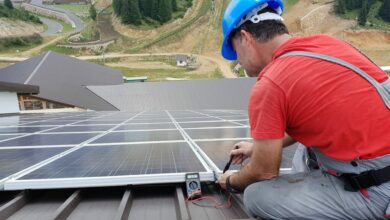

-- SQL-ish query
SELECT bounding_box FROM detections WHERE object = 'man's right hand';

[231,141,253,164]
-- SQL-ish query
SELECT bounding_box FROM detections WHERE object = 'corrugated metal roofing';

[0,51,123,111]
[0,185,253,220]
[87,78,257,111]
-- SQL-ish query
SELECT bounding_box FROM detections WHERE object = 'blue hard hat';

[221,0,284,60]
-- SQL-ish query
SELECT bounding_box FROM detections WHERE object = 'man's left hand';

[218,170,235,190]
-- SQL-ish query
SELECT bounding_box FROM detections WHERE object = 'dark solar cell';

[0,117,25,126]
[0,126,54,134]
[179,121,242,128]
[0,135,23,141]
[218,116,248,120]
[0,133,100,147]
[185,128,251,139]
[196,140,297,170]
[72,121,118,125]
[128,118,173,123]
[48,125,114,133]
[174,118,221,123]
[0,147,69,179]
[92,130,183,144]
[20,143,205,179]
[26,121,79,126]
[115,123,176,131]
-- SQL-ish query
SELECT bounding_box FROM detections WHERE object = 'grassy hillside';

[0,4,42,24]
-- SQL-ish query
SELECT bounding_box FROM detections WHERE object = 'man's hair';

[230,7,289,43]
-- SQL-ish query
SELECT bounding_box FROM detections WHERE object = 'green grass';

[0,5,42,24]
[0,34,43,53]
[57,19,74,33]
[113,66,224,81]
[41,44,82,55]
[284,0,299,12]
[340,1,390,30]
[78,22,99,42]
[56,4,90,14]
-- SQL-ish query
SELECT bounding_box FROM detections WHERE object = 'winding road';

[39,17,63,36]
[30,0,84,35]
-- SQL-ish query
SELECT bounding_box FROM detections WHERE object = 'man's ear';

[240,30,254,47]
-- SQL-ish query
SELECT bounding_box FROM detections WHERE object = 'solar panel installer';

[218,0,390,219]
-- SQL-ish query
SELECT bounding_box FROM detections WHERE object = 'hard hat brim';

[221,38,237,61]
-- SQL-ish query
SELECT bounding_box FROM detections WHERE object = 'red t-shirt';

[249,34,390,160]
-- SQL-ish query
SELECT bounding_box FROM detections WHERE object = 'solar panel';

[91,130,184,144]
[20,143,206,179]
[178,121,242,128]
[0,110,296,190]
[185,127,251,140]
[5,143,212,189]
[115,123,176,131]
[48,125,114,132]
[0,147,70,180]
[0,126,55,134]
[0,135,23,141]
[0,133,100,147]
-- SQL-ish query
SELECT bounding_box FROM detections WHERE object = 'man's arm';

[219,138,283,191]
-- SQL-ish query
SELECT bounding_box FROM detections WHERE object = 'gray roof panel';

[87,78,257,111]
[0,54,46,84]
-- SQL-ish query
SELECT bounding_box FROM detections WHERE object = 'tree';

[129,0,142,25]
[345,0,362,10]
[158,0,172,23]
[172,0,177,12]
[4,0,14,10]
[334,0,346,14]
[89,4,97,21]
[121,0,131,23]
[151,0,159,20]
[358,0,368,26]
[121,0,141,25]
[379,0,390,22]
[113,0,122,16]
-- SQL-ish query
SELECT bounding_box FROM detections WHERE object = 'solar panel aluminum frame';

[4,172,215,190]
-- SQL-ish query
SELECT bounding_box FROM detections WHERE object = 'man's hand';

[218,170,235,190]
[231,141,253,164]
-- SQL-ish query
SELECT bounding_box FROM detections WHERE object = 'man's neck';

[256,34,291,64]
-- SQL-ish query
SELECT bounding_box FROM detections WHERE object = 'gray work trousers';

[243,144,390,219]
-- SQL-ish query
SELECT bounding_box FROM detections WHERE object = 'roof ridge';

[24,51,51,85]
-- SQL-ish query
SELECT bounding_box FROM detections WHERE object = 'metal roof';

[0,51,123,111]
[87,78,256,111]
[0,185,253,220]
[0,81,39,94]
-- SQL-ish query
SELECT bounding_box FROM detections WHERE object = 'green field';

[56,4,90,14]
[113,66,224,81]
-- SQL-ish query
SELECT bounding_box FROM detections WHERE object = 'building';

[0,81,39,114]
[175,54,189,67]
[0,51,123,111]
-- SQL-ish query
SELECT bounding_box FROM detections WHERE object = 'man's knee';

[243,181,278,218]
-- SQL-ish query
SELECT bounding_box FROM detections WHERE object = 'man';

[218,0,390,219]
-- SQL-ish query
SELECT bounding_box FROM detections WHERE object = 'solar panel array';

[0,110,293,190]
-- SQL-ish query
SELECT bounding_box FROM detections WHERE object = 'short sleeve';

[249,77,287,139]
